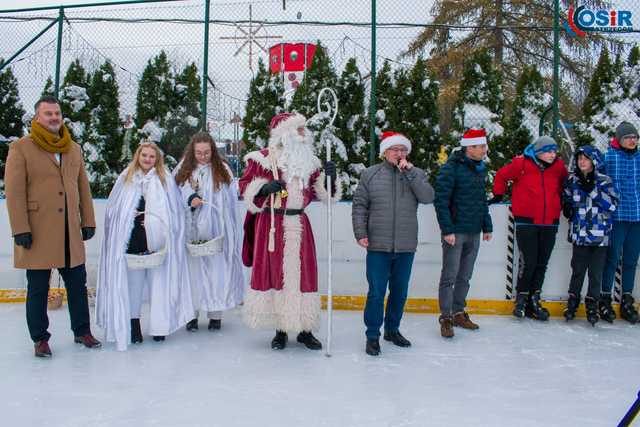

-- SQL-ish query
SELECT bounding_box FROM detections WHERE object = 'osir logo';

[564,4,634,37]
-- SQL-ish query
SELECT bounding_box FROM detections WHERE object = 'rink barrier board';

[0,289,628,318]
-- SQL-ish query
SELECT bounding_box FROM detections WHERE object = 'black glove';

[562,203,575,220]
[324,161,337,182]
[82,227,95,241]
[14,232,32,249]
[487,194,503,205]
[257,180,284,197]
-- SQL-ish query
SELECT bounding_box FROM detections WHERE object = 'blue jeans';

[364,251,415,340]
[602,221,640,294]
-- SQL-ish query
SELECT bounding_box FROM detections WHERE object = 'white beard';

[272,129,319,184]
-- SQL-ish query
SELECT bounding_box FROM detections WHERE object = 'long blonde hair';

[124,140,167,186]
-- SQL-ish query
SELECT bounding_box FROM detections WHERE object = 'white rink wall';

[1,199,638,301]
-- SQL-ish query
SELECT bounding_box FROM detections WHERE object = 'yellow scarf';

[29,120,72,153]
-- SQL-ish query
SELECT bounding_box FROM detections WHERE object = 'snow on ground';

[1,304,639,427]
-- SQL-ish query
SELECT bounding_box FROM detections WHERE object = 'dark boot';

[526,292,549,321]
[439,315,454,338]
[131,318,143,344]
[208,319,221,330]
[297,331,322,350]
[186,318,198,332]
[74,333,102,348]
[620,293,639,324]
[513,292,529,318]
[598,293,616,323]
[585,296,599,326]
[271,330,287,350]
[453,312,479,330]
[152,336,165,342]
[365,339,380,356]
[34,340,52,358]
[563,293,580,322]
[383,330,411,347]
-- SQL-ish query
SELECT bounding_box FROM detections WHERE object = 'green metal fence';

[0,0,638,197]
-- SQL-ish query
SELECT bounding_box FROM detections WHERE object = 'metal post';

[552,0,560,138]
[53,7,64,98]
[201,0,211,129]
[368,0,377,165]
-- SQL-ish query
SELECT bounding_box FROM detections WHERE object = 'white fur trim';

[243,177,269,213]
[313,172,343,203]
[243,150,272,172]
[460,136,487,146]
[269,114,307,142]
[379,134,412,156]
[242,178,320,332]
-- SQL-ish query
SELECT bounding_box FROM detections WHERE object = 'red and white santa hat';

[379,131,412,156]
[269,112,307,141]
[460,128,488,146]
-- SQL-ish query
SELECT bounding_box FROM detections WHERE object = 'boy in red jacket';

[492,136,568,320]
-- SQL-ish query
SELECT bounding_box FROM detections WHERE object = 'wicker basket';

[186,201,225,257]
[125,212,169,270]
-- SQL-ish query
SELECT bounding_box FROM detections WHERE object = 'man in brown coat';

[4,96,101,357]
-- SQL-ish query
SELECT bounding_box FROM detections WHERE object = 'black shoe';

[296,331,322,350]
[621,293,639,324]
[131,318,143,344]
[598,293,616,323]
[383,330,411,347]
[186,318,198,332]
[513,292,528,318]
[271,330,288,350]
[208,319,221,330]
[526,292,549,321]
[152,336,165,342]
[563,293,580,321]
[365,339,380,356]
[585,296,599,326]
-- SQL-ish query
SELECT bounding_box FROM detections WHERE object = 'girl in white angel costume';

[96,141,193,350]
[174,132,244,332]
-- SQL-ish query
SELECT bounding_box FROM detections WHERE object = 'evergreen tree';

[41,76,54,97]
[164,61,201,162]
[59,59,91,141]
[84,60,123,197]
[451,49,504,168]
[582,47,615,120]
[372,60,395,136]
[241,57,285,156]
[0,62,25,196]
[135,51,173,129]
[501,65,550,163]
[334,58,367,197]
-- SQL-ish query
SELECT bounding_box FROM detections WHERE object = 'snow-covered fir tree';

[451,49,504,168]
[574,46,640,152]
[164,61,201,162]
[241,57,285,156]
[59,59,91,141]
[41,76,55,97]
[500,65,550,165]
[0,62,25,196]
[334,57,367,197]
[84,60,123,197]
[371,60,395,140]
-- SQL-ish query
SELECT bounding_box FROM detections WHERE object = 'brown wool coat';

[4,136,96,269]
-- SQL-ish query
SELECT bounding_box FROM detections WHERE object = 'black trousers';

[25,264,90,342]
[515,225,558,294]
[568,245,607,299]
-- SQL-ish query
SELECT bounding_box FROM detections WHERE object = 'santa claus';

[239,112,340,350]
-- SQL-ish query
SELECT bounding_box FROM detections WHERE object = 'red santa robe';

[239,148,340,332]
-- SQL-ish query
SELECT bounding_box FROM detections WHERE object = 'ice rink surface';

[1,304,639,427]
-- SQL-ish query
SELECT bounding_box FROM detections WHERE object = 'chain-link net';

[0,0,638,196]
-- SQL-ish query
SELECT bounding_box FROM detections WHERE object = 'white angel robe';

[177,163,244,317]
[96,167,193,350]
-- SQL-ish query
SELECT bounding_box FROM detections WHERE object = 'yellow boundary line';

[2,289,621,318]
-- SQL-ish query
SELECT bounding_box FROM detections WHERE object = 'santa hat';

[460,129,488,146]
[269,112,307,141]
[379,131,412,156]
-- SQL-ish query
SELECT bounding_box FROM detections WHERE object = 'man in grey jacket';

[352,131,434,356]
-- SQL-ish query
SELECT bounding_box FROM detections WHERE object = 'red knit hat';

[379,131,412,156]
[460,129,488,146]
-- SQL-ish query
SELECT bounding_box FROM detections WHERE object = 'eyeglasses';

[388,147,408,153]
[195,151,212,157]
